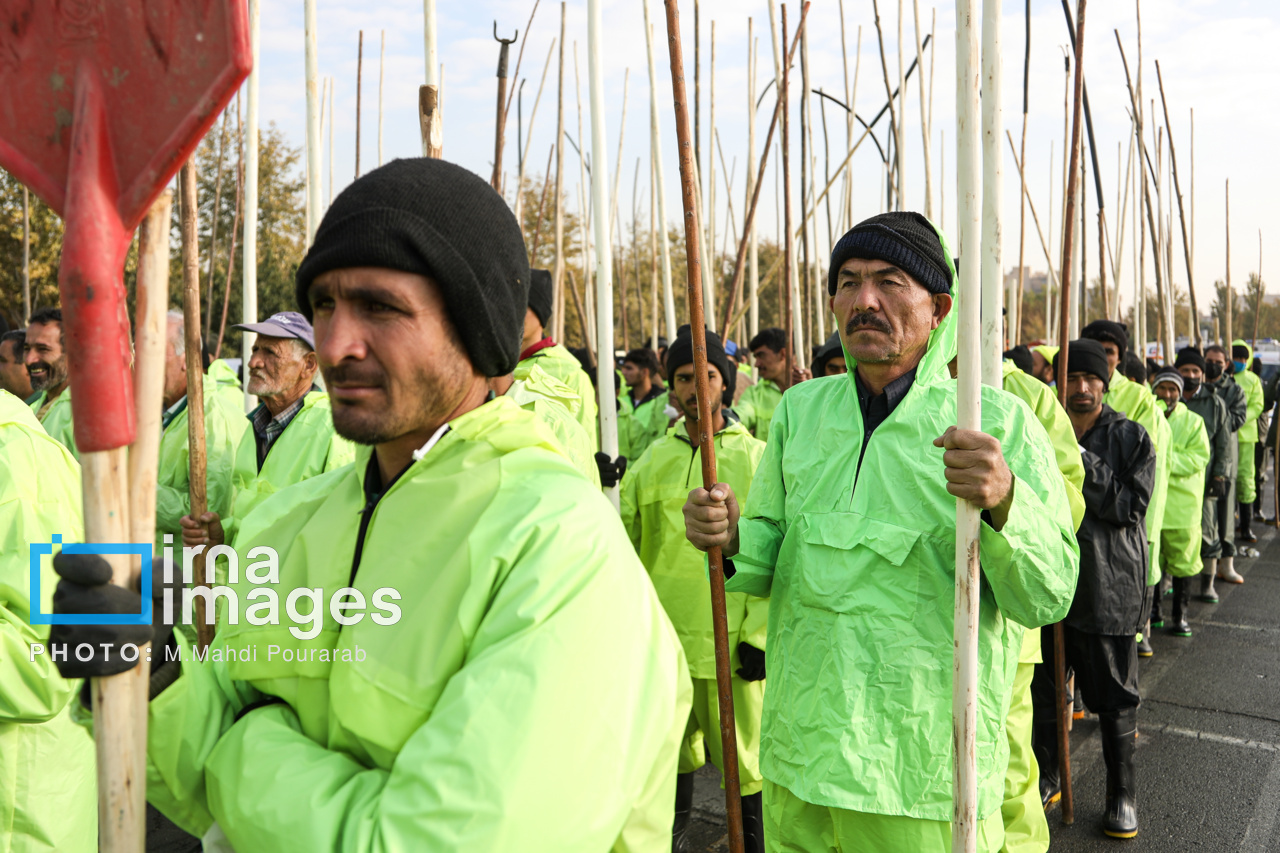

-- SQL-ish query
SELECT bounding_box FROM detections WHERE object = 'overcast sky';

[255,0,1280,322]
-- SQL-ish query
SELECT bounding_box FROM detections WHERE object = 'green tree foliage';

[0,176,65,329]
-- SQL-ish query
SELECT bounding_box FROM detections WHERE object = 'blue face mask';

[1233,360,1247,374]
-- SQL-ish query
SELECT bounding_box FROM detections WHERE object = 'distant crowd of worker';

[0,158,1269,852]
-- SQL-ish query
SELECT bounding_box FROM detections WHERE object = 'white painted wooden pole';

[980,0,1002,386]
[304,0,321,246]
[328,79,335,208]
[896,0,906,209]
[243,0,261,413]
[379,30,386,167]
[553,3,567,346]
[588,0,620,509]
[642,1,677,340]
[914,0,933,220]
[424,0,438,88]
[953,0,982,850]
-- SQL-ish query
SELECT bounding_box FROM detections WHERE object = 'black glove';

[595,452,628,488]
[49,552,176,683]
[1207,477,1227,499]
[736,642,766,682]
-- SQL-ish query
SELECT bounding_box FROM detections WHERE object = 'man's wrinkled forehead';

[837,257,914,283]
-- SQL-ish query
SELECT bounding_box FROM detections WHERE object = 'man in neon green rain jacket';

[22,308,78,458]
[685,213,1078,852]
[1150,369,1211,637]
[1231,340,1265,543]
[622,326,768,853]
[735,327,790,440]
[0,391,95,851]
[155,312,251,551]
[497,361,601,486]
[619,347,670,462]
[517,268,599,445]
[49,160,690,852]
[180,312,355,551]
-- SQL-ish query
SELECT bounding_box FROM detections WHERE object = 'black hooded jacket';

[1069,405,1157,635]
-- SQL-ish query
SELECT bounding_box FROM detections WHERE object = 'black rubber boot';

[1100,709,1140,839]
[1032,719,1061,808]
[672,772,695,853]
[740,791,764,853]
[1149,583,1164,628]
[1238,503,1258,543]
[1170,577,1193,636]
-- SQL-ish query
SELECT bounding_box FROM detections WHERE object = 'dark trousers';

[1031,625,1141,723]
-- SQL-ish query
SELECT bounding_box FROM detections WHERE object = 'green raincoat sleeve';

[0,391,96,852]
[155,387,252,544]
[1001,362,1086,530]
[1237,369,1265,444]
[146,399,690,851]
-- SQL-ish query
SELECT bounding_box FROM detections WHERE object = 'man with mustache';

[620,325,768,853]
[0,329,33,401]
[1032,340,1155,839]
[49,159,690,852]
[22,307,78,457]
[179,311,355,551]
[684,212,1078,851]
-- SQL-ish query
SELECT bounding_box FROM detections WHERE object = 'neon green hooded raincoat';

[26,386,77,459]
[155,384,251,549]
[1104,371,1171,583]
[144,397,691,852]
[518,342,599,447]
[735,379,783,441]
[225,391,356,544]
[207,360,245,410]
[620,393,672,463]
[0,391,96,852]
[506,364,601,486]
[1159,401,1211,578]
[725,233,1079,828]
[1230,341,1264,503]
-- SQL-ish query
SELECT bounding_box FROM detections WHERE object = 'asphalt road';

[685,503,1280,852]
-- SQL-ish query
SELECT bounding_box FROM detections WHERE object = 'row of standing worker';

[0,157,1264,852]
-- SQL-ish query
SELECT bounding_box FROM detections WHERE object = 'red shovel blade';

[0,1,250,452]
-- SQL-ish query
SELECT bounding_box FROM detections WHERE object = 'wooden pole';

[179,161,214,653]
[981,0,1003,384]
[1226,180,1232,346]
[492,26,518,192]
[514,38,558,228]
[896,0,906,209]
[1155,61,1200,347]
[356,30,364,179]
[204,109,230,338]
[663,3,745,850]
[799,22,813,345]
[215,92,245,359]
[954,1,984,849]
[871,0,899,210]
[552,3,567,343]
[914,0,933,220]
[378,31,385,167]
[1014,0,1031,344]
[21,185,29,322]
[243,0,260,413]
[709,21,717,327]
[328,79,335,207]
[589,0,620,507]
[304,0,321,246]
[574,43,597,346]
[782,6,798,377]
[641,5,677,340]
[748,21,760,337]
[1006,132,1062,300]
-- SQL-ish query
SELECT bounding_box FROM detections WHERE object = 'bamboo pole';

[1006,132,1062,299]
[204,109,230,337]
[1226,181,1232,346]
[896,0,906,208]
[981,0,1003,384]
[304,0,321,245]
[642,4,677,340]
[215,92,245,359]
[243,0,260,413]
[514,39,558,227]
[378,31,385,167]
[871,0,899,210]
[663,4,745,851]
[179,161,214,653]
[574,43,596,345]
[955,0,984,848]
[21,185,29,322]
[799,22,814,345]
[1155,61,1200,347]
[748,21,760,337]
[553,3,567,343]
[1013,0,1031,344]
[589,0,620,507]
[328,80,335,207]
[913,0,933,220]
[356,31,364,179]
[782,5,798,373]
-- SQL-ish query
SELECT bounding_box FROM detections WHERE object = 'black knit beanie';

[664,325,737,405]
[1003,344,1034,376]
[1053,339,1111,391]
[827,212,952,296]
[1080,319,1129,358]
[1174,347,1206,372]
[528,269,553,327]
[811,331,845,375]
[294,158,529,377]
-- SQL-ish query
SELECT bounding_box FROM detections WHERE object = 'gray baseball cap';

[233,311,315,350]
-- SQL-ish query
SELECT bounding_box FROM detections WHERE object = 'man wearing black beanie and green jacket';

[46,159,691,852]
[519,267,599,446]
[683,212,1078,851]
[1175,348,1232,603]
[620,325,768,852]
